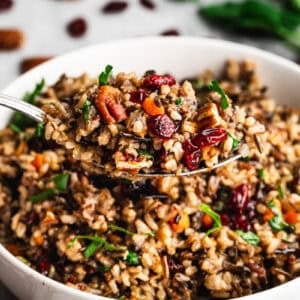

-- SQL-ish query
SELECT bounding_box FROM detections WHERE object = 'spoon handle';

[0,93,44,123]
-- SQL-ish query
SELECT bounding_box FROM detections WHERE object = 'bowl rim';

[0,36,299,300]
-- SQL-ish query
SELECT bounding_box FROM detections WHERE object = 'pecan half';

[95,85,127,124]
[20,56,52,73]
[197,102,221,130]
[0,29,24,50]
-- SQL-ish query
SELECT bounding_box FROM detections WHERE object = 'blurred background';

[0,0,299,298]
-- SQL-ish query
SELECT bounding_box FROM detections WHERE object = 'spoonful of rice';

[0,66,264,178]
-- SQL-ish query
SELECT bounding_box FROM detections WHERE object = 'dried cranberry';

[0,0,13,12]
[231,184,249,214]
[160,29,180,36]
[148,114,177,139]
[39,260,50,275]
[234,215,251,232]
[67,17,87,38]
[192,127,227,149]
[182,140,202,170]
[143,74,176,90]
[220,212,230,226]
[102,1,128,13]
[67,275,78,284]
[140,0,155,10]
[129,90,146,103]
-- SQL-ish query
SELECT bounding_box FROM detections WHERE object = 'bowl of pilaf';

[0,37,299,300]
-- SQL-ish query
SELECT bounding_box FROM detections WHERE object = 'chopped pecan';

[0,29,25,50]
[95,85,127,124]
[197,102,221,130]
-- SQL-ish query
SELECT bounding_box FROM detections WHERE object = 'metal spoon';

[0,93,242,177]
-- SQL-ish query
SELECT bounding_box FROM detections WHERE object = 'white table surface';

[0,0,298,299]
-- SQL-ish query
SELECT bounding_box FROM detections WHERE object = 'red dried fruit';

[0,0,13,12]
[102,1,128,14]
[182,140,201,170]
[220,212,230,226]
[160,29,180,36]
[39,260,50,275]
[140,0,155,10]
[234,215,251,232]
[231,184,249,214]
[67,17,87,38]
[148,114,177,139]
[143,74,176,90]
[192,127,227,148]
[129,90,146,103]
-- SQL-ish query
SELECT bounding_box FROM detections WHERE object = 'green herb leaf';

[267,200,289,231]
[98,65,113,86]
[257,168,264,180]
[199,204,222,235]
[176,97,183,106]
[79,100,92,122]
[208,80,229,110]
[10,79,45,133]
[126,250,140,265]
[137,149,154,159]
[29,188,56,203]
[108,224,135,236]
[53,173,70,192]
[98,264,112,273]
[67,234,126,258]
[35,123,45,138]
[235,230,260,245]
[278,183,285,199]
[227,132,239,150]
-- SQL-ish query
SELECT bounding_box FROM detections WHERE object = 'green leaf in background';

[79,100,92,122]
[10,79,45,133]
[137,149,154,159]
[227,132,240,150]
[126,250,140,265]
[199,0,300,51]
[267,199,289,231]
[235,230,260,245]
[98,65,113,86]
[257,168,264,180]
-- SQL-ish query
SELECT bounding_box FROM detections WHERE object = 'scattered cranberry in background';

[66,17,87,38]
[192,127,227,149]
[160,29,180,36]
[0,0,13,12]
[140,0,155,10]
[129,90,146,103]
[102,1,128,14]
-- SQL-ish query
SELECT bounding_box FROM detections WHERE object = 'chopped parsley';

[53,173,70,192]
[67,234,126,258]
[98,65,113,86]
[137,149,154,159]
[257,168,264,180]
[278,183,285,199]
[10,79,45,133]
[98,264,112,273]
[29,172,70,203]
[126,250,140,265]
[235,230,260,245]
[35,123,45,138]
[268,200,289,231]
[79,100,92,122]
[199,204,222,235]
[176,97,183,106]
[28,188,56,203]
[108,224,135,236]
[227,132,239,150]
[208,80,229,110]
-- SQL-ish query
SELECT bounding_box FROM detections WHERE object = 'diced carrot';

[202,214,214,229]
[142,97,165,116]
[263,208,274,222]
[33,234,44,246]
[31,153,44,170]
[170,212,190,233]
[284,211,299,225]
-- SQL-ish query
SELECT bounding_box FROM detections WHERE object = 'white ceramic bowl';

[0,37,299,300]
